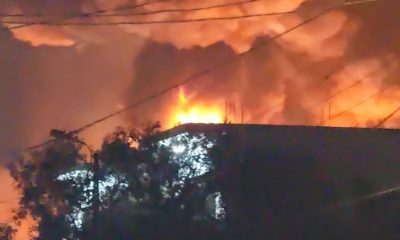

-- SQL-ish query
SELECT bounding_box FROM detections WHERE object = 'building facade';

[158,124,400,239]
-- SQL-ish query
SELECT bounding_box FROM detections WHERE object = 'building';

[157,123,400,239]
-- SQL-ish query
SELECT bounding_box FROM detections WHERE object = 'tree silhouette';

[8,137,87,239]
[0,223,15,240]
[7,122,224,240]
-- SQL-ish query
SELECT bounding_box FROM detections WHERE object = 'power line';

[374,104,400,128]
[0,139,54,157]
[69,2,345,135]
[343,0,378,5]
[1,0,259,18]
[0,10,303,26]
[318,183,400,213]
[246,62,343,123]
[4,0,376,154]
[6,0,173,30]
[247,73,363,124]
[319,58,398,125]
[247,27,394,123]
[25,139,55,151]
[1,0,377,19]
[88,0,260,17]
[69,0,377,133]
[307,80,363,110]
[246,44,389,123]
[2,0,379,26]
[321,85,392,125]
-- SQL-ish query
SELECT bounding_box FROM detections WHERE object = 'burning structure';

[156,123,400,239]
[54,126,227,236]
[2,0,400,238]
[10,122,400,239]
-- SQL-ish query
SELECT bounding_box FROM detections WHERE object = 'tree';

[8,122,225,239]
[7,137,87,239]
[0,223,15,240]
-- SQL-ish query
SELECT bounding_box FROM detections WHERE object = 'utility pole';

[328,104,331,127]
[240,56,247,124]
[92,152,101,237]
[224,100,228,123]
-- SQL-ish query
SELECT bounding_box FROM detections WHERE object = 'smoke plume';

[1,0,351,53]
[119,0,400,128]
[2,0,400,135]
[2,1,400,239]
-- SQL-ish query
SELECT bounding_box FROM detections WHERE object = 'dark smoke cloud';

[0,28,144,239]
[124,0,400,128]
[0,0,399,167]
[1,1,400,238]
[125,39,335,126]
[125,40,288,124]
[0,30,144,154]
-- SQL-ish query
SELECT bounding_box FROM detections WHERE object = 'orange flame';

[168,87,224,127]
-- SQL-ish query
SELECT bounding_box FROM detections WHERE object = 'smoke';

[117,0,400,128]
[1,1,400,149]
[2,0,396,128]
[8,25,74,46]
[319,55,400,127]
[1,0,350,53]
[1,1,400,238]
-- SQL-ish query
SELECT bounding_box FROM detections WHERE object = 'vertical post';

[328,104,331,127]
[321,106,324,126]
[92,152,100,234]
[224,99,228,123]
[241,103,244,124]
[240,58,246,124]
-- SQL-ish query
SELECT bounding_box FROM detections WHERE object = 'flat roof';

[159,123,400,138]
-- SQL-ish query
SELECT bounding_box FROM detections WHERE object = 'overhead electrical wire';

[2,0,378,27]
[247,73,363,124]
[318,47,399,126]
[246,61,376,123]
[247,34,395,124]
[1,0,378,155]
[0,0,260,18]
[69,2,345,135]
[0,0,376,19]
[6,0,173,30]
[1,10,305,26]
[245,63,344,123]
[307,80,363,109]
[320,68,400,126]
[85,0,260,17]
[374,104,400,128]
[2,2,339,154]
[71,0,379,134]
[310,60,398,125]
[317,183,400,214]
[320,86,390,125]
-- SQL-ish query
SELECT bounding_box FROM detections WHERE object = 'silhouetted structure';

[158,124,400,239]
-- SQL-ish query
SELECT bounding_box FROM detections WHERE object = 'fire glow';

[168,88,224,127]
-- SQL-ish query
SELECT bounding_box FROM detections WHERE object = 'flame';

[178,87,189,104]
[175,107,224,125]
[168,87,224,127]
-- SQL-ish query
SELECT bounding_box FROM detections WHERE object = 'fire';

[175,107,224,125]
[168,88,224,127]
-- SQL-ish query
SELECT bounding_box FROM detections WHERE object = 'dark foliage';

[7,122,224,240]
[0,223,15,240]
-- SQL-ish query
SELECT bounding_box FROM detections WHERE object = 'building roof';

[161,123,400,136]
[158,123,400,208]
